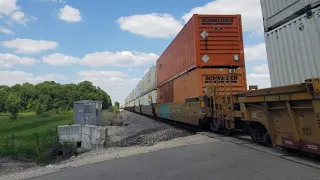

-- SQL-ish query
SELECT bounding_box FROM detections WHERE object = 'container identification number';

[201,18,234,25]
[204,76,238,83]
[172,108,182,114]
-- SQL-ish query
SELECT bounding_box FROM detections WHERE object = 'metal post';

[36,133,40,155]
[229,73,234,118]
[211,79,214,116]
[224,76,227,116]
[12,134,14,160]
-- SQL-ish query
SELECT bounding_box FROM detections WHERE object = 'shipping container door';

[196,15,245,68]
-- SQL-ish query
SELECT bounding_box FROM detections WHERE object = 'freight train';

[124,14,320,155]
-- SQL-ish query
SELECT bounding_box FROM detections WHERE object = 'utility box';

[74,100,102,126]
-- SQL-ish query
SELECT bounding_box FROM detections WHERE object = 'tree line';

[0,81,114,120]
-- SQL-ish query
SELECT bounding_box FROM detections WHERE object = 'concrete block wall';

[57,124,82,143]
[57,124,108,150]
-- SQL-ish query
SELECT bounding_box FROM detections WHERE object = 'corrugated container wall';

[265,6,320,87]
[157,68,247,104]
[135,81,143,98]
[142,65,157,94]
[140,90,157,105]
[260,0,320,31]
[157,14,245,87]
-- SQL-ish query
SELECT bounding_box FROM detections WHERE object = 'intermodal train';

[124,14,320,155]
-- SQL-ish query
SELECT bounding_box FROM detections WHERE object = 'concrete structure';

[81,125,108,149]
[57,124,82,143]
[74,100,102,126]
[57,124,108,150]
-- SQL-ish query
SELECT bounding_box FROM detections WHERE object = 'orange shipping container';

[157,81,173,104]
[157,67,247,104]
[157,14,245,87]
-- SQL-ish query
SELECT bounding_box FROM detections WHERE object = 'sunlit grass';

[0,112,73,159]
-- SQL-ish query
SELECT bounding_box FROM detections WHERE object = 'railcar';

[125,78,320,155]
[124,13,320,155]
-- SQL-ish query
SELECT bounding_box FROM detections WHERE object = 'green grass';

[101,111,119,126]
[0,111,73,159]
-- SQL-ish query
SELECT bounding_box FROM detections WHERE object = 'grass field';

[0,112,74,159]
[0,110,119,164]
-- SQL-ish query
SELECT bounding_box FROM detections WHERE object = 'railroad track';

[129,111,320,169]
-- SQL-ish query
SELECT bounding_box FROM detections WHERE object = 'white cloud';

[247,64,271,89]
[10,11,37,26]
[182,0,263,35]
[252,64,269,74]
[5,20,13,27]
[42,53,80,66]
[0,53,38,68]
[0,26,13,34]
[0,71,65,86]
[0,1,36,26]
[0,0,19,16]
[81,51,159,67]
[1,38,59,54]
[244,43,267,61]
[77,70,127,79]
[58,5,82,23]
[117,13,183,38]
[128,68,139,72]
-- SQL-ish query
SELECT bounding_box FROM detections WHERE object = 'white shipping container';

[260,0,320,31]
[133,90,157,106]
[140,90,157,106]
[265,6,320,87]
[135,81,143,98]
[141,66,157,95]
[133,90,136,100]
[135,97,140,106]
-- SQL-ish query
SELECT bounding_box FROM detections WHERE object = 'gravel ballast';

[106,111,194,147]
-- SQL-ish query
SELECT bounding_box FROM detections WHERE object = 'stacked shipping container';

[124,14,247,107]
[260,0,320,87]
[157,14,246,103]
[261,0,320,31]
[124,65,157,109]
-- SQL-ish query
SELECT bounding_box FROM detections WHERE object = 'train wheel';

[249,123,271,146]
[209,121,219,133]
[262,132,272,146]
[221,129,232,136]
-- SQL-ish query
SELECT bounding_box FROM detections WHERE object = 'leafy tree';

[115,101,120,109]
[35,100,46,115]
[0,81,113,115]
[5,93,21,120]
[0,86,9,112]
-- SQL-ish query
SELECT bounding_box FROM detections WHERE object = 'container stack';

[134,65,157,107]
[156,14,247,104]
[261,0,320,87]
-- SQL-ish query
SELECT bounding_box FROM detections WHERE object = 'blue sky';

[0,0,269,104]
